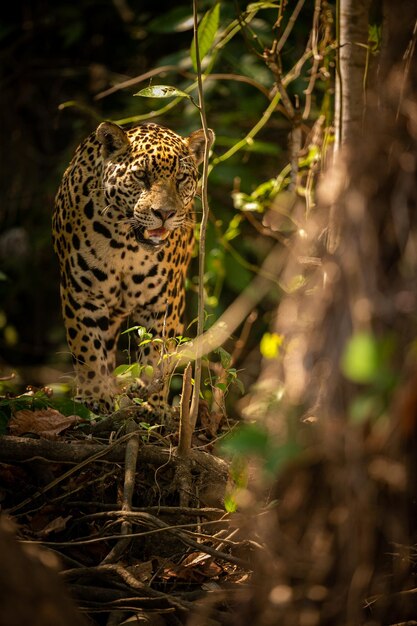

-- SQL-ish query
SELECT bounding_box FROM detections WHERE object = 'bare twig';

[101,419,139,564]
[176,363,194,507]
[177,362,193,458]
[275,0,306,54]
[305,0,322,93]
[38,510,249,567]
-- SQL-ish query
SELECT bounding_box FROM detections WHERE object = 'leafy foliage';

[190,3,221,70]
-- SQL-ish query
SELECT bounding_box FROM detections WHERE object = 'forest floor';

[0,385,251,625]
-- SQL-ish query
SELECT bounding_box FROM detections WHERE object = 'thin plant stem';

[189,0,212,432]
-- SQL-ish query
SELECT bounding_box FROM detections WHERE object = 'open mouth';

[133,226,170,246]
[144,227,170,244]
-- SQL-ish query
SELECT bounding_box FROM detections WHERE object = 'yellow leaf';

[260,332,283,359]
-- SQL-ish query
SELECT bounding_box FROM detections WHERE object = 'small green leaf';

[215,382,227,392]
[143,365,154,378]
[341,332,379,384]
[176,335,191,345]
[224,493,238,513]
[215,346,232,369]
[134,85,190,99]
[113,363,141,378]
[349,393,383,424]
[190,3,220,71]
[121,325,146,336]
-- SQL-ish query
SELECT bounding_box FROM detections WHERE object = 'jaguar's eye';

[132,169,150,187]
[176,172,188,185]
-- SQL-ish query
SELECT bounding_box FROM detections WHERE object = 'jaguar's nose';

[152,208,176,222]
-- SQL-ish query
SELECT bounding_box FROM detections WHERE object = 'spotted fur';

[53,122,211,412]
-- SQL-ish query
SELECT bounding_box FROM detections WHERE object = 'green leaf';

[224,493,238,513]
[138,339,153,347]
[48,397,92,420]
[190,3,220,71]
[176,335,191,345]
[143,365,154,378]
[341,332,379,384]
[224,214,242,241]
[134,85,190,99]
[121,325,146,336]
[113,363,141,378]
[349,393,383,424]
[215,346,232,369]
[235,378,245,395]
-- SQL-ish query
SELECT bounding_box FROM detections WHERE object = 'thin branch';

[303,0,323,121]
[94,65,181,100]
[275,0,306,54]
[96,67,271,101]
[177,362,193,458]
[211,89,281,167]
[178,243,286,365]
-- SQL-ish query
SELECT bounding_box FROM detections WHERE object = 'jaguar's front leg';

[60,286,120,412]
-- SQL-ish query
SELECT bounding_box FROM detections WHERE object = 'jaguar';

[53,121,212,412]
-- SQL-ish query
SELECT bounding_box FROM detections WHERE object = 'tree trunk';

[334,0,371,148]
[237,1,417,624]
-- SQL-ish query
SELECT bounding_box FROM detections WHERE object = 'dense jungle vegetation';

[1,1,417,625]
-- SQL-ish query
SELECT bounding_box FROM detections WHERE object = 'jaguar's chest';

[81,223,191,313]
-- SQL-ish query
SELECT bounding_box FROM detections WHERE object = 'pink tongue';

[147,228,169,239]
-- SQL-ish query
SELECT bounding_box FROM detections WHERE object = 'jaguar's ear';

[187,128,215,165]
[96,121,130,158]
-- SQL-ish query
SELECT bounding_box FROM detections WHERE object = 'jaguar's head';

[96,121,213,246]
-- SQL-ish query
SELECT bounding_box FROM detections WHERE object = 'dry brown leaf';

[182,551,211,567]
[9,408,81,439]
[160,560,202,582]
[37,515,72,537]
[182,551,223,578]
[125,560,153,583]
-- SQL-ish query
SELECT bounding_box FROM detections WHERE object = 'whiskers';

[119,216,140,234]
[181,215,196,228]
[99,203,113,216]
